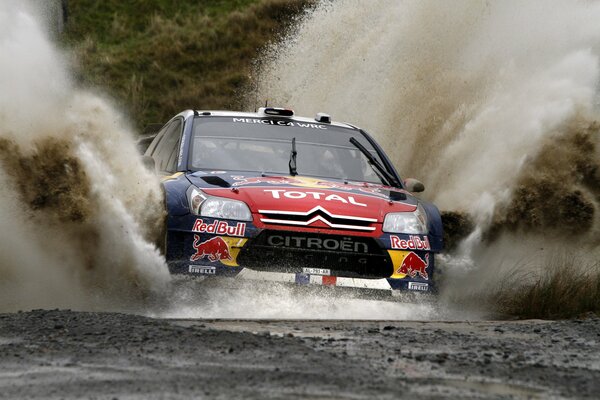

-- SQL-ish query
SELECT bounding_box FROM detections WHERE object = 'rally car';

[143,107,443,294]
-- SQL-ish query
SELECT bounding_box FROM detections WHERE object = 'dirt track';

[0,310,599,399]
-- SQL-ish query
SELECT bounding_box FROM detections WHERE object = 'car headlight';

[187,186,252,221]
[383,204,428,234]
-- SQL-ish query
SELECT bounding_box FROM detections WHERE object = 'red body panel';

[202,185,416,237]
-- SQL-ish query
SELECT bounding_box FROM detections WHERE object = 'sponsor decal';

[295,274,310,285]
[188,265,216,275]
[396,252,429,280]
[230,175,408,203]
[267,235,369,253]
[302,267,331,276]
[264,249,368,265]
[408,282,429,291]
[322,276,337,286]
[390,235,431,251]
[161,172,184,182]
[192,170,227,175]
[177,144,185,167]
[314,180,394,200]
[190,235,233,262]
[232,176,306,187]
[192,219,246,237]
[215,237,248,267]
[232,118,328,130]
[264,189,367,207]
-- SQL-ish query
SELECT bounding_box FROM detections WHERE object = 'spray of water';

[252,0,600,306]
[4,0,599,319]
[153,279,446,320]
[0,1,438,321]
[0,1,169,312]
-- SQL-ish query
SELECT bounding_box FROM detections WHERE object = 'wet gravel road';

[0,310,599,399]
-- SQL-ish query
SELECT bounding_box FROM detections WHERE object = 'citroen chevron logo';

[258,206,377,231]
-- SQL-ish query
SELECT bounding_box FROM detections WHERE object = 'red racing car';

[143,107,443,294]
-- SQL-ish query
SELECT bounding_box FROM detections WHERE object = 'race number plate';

[302,268,331,276]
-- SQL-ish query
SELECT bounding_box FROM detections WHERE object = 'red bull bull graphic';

[390,235,431,251]
[190,235,233,262]
[231,176,305,187]
[396,252,429,280]
[315,180,396,200]
[192,219,246,237]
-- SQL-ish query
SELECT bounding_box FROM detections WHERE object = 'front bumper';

[166,215,438,293]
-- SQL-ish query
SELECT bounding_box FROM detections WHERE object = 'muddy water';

[2,0,599,320]
[254,0,600,302]
[0,1,169,312]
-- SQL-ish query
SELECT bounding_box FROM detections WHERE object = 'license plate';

[302,268,331,276]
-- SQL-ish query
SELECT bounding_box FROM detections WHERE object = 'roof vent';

[315,113,331,123]
[259,107,294,117]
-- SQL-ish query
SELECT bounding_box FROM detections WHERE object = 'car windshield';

[189,117,391,185]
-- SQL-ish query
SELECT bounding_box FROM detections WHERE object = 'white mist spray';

[255,0,600,304]
[260,0,599,207]
[0,1,170,312]
[258,2,600,236]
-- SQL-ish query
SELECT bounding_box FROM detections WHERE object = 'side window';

[151,119,183,173]
[145,123,167,156]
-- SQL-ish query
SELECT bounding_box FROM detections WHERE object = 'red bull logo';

[390,235,431,251]
[397,252,429,280]
[192,219,246,237]
[232,176,304,187]
[316,180,407,200]
[315,180,389,199]
[190,235,232,262]
[314,180,353,191]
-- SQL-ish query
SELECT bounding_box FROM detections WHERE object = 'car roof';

[174,109,360,131]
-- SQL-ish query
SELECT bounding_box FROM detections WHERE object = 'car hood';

[186,172,418,222]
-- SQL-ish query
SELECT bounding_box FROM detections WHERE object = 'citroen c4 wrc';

[143,108,443,294]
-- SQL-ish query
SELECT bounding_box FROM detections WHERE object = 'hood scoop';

[389,191,407,202]
[200,175,231,188]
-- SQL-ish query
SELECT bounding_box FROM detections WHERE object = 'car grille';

[258,206,377,232]
[237,230,393,278]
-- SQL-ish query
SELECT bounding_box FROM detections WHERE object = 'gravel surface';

[0,310,599,399]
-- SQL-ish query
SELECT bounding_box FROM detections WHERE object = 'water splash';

[152,278,457,320]
[0,1,169,312]
[253,0,600,305]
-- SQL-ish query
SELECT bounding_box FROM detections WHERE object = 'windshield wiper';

[289,137,298,176]
[349,137,399,187]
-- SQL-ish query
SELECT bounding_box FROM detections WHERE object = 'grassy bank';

[492,261,600,319]
[439,256,600,320]
[63,0,313,129]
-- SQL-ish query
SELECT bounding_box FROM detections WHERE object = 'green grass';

[437,257,600,320]
[492,260,600,319]
[63,0,313,129]
[65,0,266,44]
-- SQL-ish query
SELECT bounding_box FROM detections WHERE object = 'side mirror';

[404,178,425,193]
[142,155,156,172]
